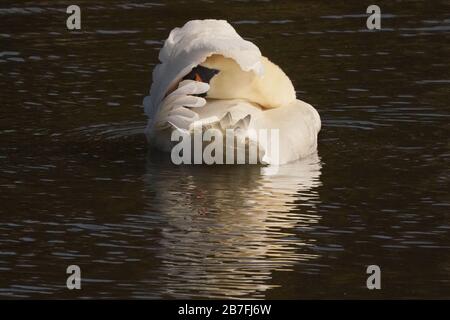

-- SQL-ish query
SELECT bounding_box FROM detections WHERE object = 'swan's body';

[143,19,321,164]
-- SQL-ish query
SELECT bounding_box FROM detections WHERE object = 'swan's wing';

[145,80,210,131]
[252,99,321,164]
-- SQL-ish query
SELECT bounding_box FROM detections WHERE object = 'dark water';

[1,0,449,299]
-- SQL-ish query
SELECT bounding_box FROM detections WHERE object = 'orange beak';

[194,72,203,82]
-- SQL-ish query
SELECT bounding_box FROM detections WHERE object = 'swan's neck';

[201,54,296,109]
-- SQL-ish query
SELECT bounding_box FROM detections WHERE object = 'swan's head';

[182,64,220,97]
[182,54,296,109]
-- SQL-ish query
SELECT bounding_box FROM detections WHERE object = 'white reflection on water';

[144,153,322,298]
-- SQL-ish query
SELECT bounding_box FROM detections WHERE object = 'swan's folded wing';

[144,80,210,131]
[252,99,321,164]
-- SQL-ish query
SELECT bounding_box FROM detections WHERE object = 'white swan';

[143,19,321,164]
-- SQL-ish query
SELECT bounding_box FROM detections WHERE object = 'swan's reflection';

[144,153,322,298]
